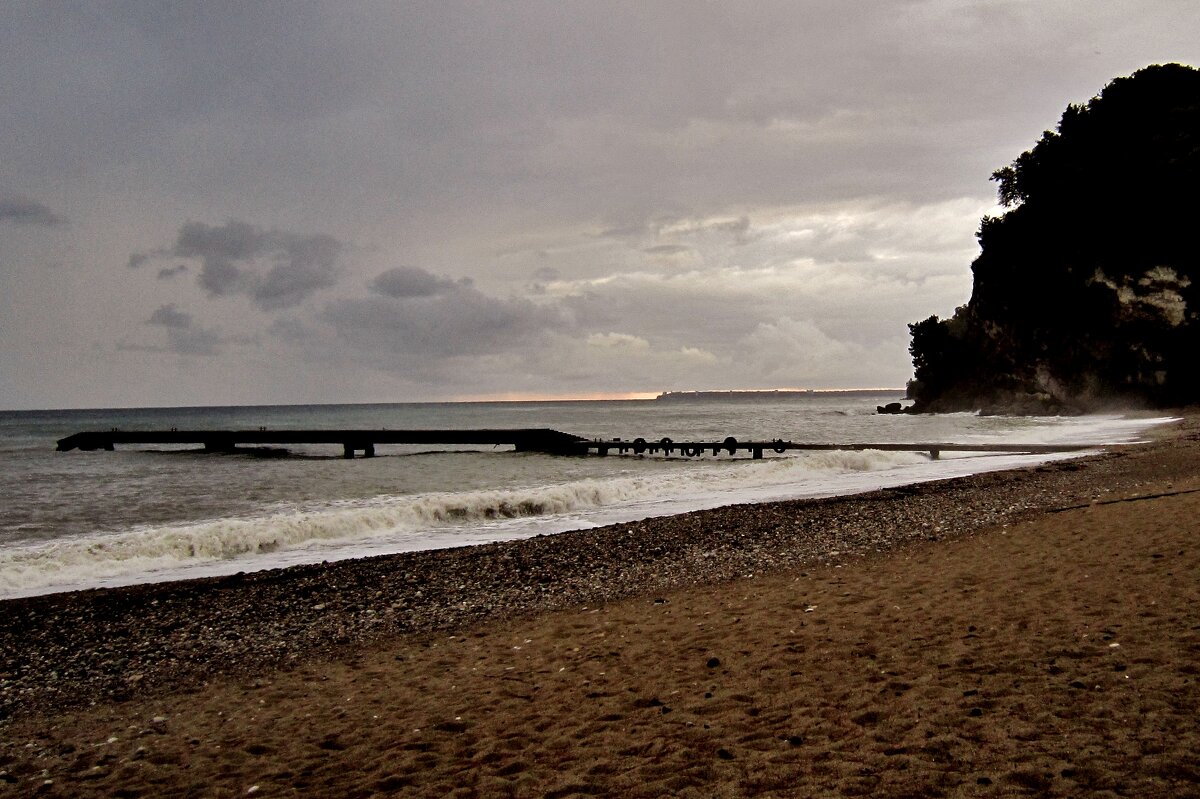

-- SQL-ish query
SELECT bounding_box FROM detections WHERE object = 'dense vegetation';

[906,63,1200,413]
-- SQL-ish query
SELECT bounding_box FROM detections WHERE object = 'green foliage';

[908,63,1200,411]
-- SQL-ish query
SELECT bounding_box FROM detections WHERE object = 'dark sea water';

[0,393,1170,598]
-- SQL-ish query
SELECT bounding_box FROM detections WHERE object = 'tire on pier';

[659,437,674,455]
[633,437,648,455]
[723,436,738,455]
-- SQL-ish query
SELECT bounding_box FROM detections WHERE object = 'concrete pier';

[56,429,1105,461]
[55,429,587,458]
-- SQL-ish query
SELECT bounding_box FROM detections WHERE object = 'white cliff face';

[1089,266,1191,327]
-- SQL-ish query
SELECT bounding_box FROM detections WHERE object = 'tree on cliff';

[907,63,1200,413]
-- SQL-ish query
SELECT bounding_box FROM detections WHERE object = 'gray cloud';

[140,304,220,356]
[147,304,192,329]
[324,285,564,360]
[134,220,344,310]
[253,232,342,310]
[0,196,64,226]
[370,266,461,298]
[175,220,271,265]
[167,328,221,356]
[10,1,1164,234]
[156,264,189,280]
[173,220,271,297]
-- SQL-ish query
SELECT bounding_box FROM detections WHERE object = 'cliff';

[906,64,1200,414]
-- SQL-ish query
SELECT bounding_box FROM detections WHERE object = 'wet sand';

[2,415,1199,797]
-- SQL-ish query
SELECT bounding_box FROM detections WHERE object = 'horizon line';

[1,387,908,413]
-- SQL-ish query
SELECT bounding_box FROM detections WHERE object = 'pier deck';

[55,429,1103,460]
[55,429,587,458]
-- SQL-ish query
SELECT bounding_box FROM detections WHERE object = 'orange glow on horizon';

[446,387,904,403]
[448,390,661,403]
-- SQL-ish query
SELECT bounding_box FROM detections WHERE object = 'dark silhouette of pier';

[55,429,1102,460]
[579,437,1099,460]
[55,429,587,458]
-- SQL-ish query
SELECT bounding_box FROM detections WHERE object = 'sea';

[0,392,1173,599]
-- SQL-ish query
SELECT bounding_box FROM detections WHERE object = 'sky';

[2,2,1197,409]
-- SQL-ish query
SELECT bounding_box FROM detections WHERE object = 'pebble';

[0,441,1175,720]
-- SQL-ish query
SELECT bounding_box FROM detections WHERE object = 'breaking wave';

[4,404,1178,599]
[0,448,929,597]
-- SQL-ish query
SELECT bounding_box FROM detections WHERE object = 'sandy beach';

[2,413,1199,797]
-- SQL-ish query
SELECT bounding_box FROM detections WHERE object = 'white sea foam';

[0,448,924,596]
[0,413,1175,598]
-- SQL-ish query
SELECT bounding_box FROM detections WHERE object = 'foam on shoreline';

[0,449,1061,598]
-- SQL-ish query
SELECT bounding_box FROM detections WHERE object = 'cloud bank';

[1,3,1195,407]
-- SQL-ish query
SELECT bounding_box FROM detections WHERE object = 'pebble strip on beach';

[0,423,1192,723]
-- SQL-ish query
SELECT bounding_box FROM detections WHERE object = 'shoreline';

[4,405,1163,602]
[2,415,1193,722]
[2,413,1199,794]
[3,444,1121,604]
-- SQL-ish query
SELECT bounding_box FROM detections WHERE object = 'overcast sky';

[2,2,1196,409]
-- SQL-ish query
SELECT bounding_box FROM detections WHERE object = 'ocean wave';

[0,448,926,596]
